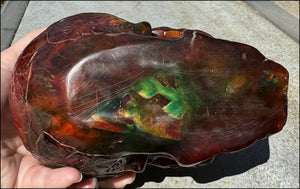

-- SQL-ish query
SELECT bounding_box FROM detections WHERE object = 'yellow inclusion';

[91,114,100,121]
[137,91,149,99]
[226,75,247,94]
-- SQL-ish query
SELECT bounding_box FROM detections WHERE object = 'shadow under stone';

[126,137,270,188]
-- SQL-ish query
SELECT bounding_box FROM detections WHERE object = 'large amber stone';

[9,13,288,178]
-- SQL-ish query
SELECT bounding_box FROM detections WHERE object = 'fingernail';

[92,178,98,188]
[90,178,98,188]
[75,177,97,188]
[76,173,83,183]
[94,179,99,189]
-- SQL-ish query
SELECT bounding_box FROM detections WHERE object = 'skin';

[1,28,136,188]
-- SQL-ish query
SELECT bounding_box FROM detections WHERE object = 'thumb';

[1,27,47,108]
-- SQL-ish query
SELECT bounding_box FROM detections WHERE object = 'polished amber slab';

[9,13,288,178]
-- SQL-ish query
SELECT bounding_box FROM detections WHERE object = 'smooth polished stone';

[10,1,299,187]
[9,13,288,178]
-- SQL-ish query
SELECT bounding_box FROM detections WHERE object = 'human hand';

[1,28,136,188]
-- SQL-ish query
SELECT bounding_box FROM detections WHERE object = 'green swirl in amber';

[93,72,201,140]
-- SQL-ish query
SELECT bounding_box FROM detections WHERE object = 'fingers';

[69,177,98,188]
[98,171,136,188]
[16,155,83,188]
[36,167,82,188]
[17,154,136,188]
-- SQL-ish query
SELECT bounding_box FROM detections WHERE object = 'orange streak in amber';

[154,29,183,39]
[88,115,123,133]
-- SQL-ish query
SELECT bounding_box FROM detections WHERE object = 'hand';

[1,28,136,188]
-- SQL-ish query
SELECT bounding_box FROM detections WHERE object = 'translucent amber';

[9,13,288,178]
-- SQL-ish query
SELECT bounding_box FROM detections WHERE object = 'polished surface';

[11,1,299,187]
[9,12,288,179]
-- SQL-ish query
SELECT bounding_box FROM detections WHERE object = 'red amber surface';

[9,13,289,178]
